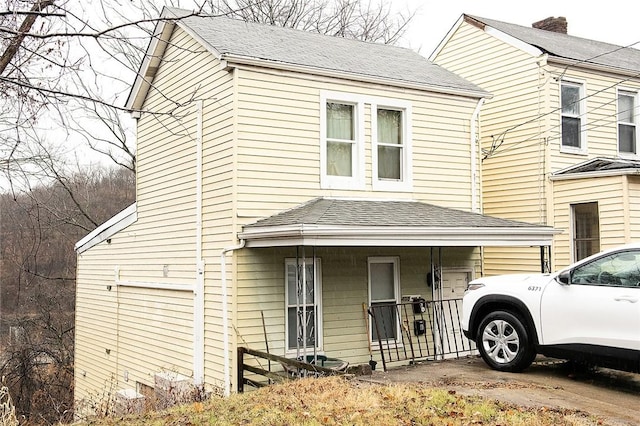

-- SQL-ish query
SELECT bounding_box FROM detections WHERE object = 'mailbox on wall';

[411,296,427,314]
[414,319,426,335]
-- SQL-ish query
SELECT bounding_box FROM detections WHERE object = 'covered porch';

[235,197,557,378]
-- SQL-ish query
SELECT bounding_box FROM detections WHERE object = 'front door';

[434,269,475,358]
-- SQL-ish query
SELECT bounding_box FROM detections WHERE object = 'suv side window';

[571,250,640,287]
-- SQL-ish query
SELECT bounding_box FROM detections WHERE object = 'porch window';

[285,258,322,352]
[572,202,600,261]
[320,92,365,190]
[618,90,638,156]
[561,81,586,152]
[368,257,400,343]
[372,103,412,191]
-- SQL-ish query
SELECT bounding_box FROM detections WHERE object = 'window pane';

[288,307,316,349]
[377,109,402,144]
[371,302,397,341]
[287,263,314,305]
[378,146,401,180]
[562,116,581,148]
[619,124,636,153]
[561,85,580,115]
[327,141,352,176]
[327,103,354,140]
[618,94,635,123]
[573,203,600,261]
[370,262,394,300]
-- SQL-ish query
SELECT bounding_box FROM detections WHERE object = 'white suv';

[462,244,640,373]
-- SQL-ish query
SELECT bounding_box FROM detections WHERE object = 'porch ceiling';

[239,198,559,248]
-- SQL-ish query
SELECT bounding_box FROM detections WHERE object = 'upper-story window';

[618,89,638,156]
[561,81,586,153]
[320,91,412,191]
[372,103,412,191]
[321,92,365,189]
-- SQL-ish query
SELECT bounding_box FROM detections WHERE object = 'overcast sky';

[400,0,640,55]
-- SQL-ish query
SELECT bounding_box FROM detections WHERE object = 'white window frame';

[617,88,639,158]
[320,91,366,190]
[367,256,401,347]
[371,100,413,192]
[560,80,587,154]
[284,258,323,355]
[571,202,600,262]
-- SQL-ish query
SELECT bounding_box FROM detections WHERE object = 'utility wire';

[482,37,640,159]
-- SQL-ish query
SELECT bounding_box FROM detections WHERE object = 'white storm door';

[439,270,475,357]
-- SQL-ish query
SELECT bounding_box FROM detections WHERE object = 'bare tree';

[1,0,415,188]
[207,0,414,44]
[1,165,134,423]
[0,1,414,422]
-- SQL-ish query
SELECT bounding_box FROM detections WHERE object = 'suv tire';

[476,311,536,372]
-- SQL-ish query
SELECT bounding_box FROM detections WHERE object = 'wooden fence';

[237,347,346,393]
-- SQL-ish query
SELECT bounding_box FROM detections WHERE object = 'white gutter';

[550,168,640,181]
[194,100,205,386]
[220,239,245,396]
[471,98,485,213]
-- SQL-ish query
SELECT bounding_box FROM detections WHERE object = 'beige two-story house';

[431,15,640,274]
[73,8,556,413]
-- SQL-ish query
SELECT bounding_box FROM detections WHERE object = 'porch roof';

[551,157,640,180]
[239,198,559,247]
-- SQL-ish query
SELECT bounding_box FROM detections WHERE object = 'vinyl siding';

[233,66,480,221]
[78,24,487,403]
[433,20,640,275]
[433,20,549,275]
[74,254,118,412]
[75,24,235,407]
[629,176,640,239]
[545,65,640,171]
[552,175,627,268]
[233,246,479,385]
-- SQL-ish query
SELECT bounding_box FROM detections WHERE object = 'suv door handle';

[614,296,638,303]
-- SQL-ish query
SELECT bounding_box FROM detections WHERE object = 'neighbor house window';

[561,81,586,152]
[372,102,412,191]
[572,202,600,261]
[321,92,365,189]
[285,258,322,352]
[618,90,638,155]
[368,257,400,344]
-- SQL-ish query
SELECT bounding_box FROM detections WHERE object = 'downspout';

[471,98,485,213]
[220,239,245,396]
[471,98,485,277]
[194,100,205,386]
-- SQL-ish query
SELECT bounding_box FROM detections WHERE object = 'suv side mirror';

[557,270,570,285]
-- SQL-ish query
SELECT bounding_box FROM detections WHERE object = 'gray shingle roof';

[165,7,486,95]
[243,198,544,229]
[467,15,640,73]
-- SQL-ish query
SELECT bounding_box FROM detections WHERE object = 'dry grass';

[80,376,599,426]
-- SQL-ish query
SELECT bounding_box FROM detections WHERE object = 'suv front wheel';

[476,311,536,372]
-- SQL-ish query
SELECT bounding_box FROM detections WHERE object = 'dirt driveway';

[362,356,640,426]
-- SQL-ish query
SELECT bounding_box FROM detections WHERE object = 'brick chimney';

[532,16,567,34]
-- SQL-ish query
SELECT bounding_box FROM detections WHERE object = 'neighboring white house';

[74,7,556,415]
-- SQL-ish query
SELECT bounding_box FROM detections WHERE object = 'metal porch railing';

[368,298,476,371]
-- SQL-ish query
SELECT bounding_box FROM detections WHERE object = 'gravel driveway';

[362,355,640,426]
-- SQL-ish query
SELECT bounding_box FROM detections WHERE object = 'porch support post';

[540,246,551,273]
[431,247,443,360]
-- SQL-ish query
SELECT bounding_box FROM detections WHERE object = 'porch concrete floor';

[360,355,640,426]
